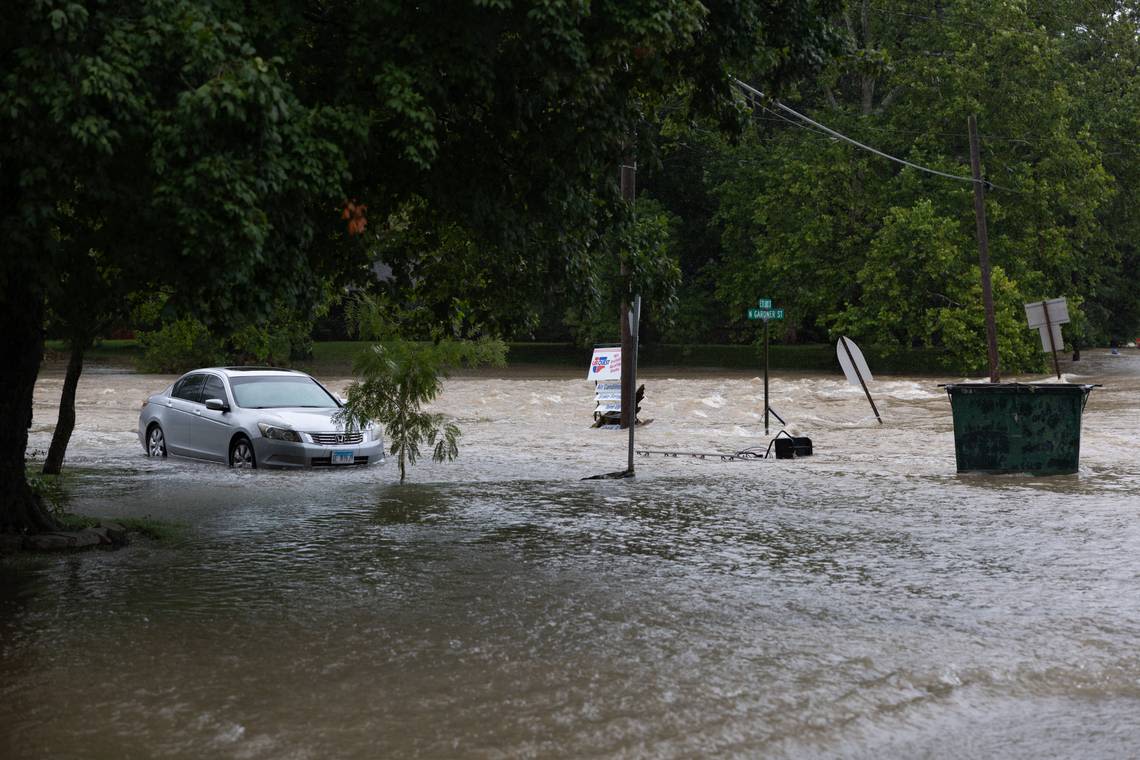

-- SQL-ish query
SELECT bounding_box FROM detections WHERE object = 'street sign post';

[1024,298,1069,379]
[837,336,882,424]
[747,299,784,434]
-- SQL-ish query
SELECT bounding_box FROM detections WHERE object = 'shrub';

[137,318,226,373]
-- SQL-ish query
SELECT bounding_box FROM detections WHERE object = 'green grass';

[43,337,968,375]
[54,512,186,542]
[45,339,141,365]
[26,469,186,543]
[308,341,373,366]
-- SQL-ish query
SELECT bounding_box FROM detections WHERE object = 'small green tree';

[338,297,506,482]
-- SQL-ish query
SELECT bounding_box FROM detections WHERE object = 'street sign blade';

[757,298,772,309]
[1038,323,1064,353]
[837,336,873,385]
[1024,297,1069,328]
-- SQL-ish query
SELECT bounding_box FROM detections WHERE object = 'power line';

[752,102,834,140]
[731,77,1012,191]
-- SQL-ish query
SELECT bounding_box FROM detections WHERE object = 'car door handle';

[195,410,202,416]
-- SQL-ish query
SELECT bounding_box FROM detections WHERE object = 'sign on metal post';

[1024,298,1069,328]
[746,299,784,434]
[587,347,622,382]
[1024,297,1068,379]
[627,295,641,473]
[837,336,882,424]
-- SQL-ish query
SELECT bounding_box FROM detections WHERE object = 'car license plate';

[331,450,354,465]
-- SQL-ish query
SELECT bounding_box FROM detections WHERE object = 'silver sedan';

[137,367,385,469]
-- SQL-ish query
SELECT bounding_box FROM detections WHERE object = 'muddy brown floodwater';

[4,352,1140,758]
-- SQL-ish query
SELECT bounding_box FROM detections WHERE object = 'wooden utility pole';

[619,153,636,430]
[968,115,1001,383]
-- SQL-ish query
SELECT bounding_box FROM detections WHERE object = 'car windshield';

[229,376,338,409]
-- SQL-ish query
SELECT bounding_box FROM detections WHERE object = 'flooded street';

[5,353,1140,758]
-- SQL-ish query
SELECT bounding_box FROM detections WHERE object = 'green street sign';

[757,298,772,308]
[747,308,784,320]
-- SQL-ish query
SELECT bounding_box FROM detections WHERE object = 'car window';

[202,376,227,404]
[229,376,338,409]
[173,374,206,403]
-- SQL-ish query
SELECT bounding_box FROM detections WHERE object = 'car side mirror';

[205,398,230,412]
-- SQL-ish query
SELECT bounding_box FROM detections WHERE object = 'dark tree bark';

[0,280,58,533]
[42,339,89,476]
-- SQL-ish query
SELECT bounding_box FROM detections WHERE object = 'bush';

[137,318,226,373]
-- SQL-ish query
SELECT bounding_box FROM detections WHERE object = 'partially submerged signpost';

[585,296,641,479]
[747,299,783,434]
[836,336,882,424]
[1024,298,1069,380]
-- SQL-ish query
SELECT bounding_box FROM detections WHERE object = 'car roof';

[208,367,309,378]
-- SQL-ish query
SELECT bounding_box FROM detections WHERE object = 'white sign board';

[837,336,873,386]
[1024,298,1069,328]
[1037,323,1064,353]
[594,382,622,402]
[587,347,622,381]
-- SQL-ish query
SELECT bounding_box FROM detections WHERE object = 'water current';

[3,352,1140,758]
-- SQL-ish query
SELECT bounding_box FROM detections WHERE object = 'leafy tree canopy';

[638,0,1139,368]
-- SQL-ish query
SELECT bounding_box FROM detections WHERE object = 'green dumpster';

[942,383,1095,474]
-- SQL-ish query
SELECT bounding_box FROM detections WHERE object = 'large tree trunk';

[42,339,89,476]
[0,281,57,533]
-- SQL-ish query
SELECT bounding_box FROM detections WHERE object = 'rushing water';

[4,352,1140,758]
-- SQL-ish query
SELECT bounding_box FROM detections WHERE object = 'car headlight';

[257,422,302,443]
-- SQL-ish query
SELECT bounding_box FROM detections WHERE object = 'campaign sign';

[587,347,622,381]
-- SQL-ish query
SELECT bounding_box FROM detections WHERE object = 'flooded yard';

[4,352,1140,758]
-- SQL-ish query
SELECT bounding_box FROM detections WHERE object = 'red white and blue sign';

[587,347,622,381]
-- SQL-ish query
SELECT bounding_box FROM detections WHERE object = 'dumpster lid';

[938,382,1099,391]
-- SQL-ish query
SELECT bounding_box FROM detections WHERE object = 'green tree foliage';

[136,318,227,375]
[1,1,351,531]
[833,200,1038,373]
[338,296,507,483]
[562,197,683,346]
[2,0,840,531]
[261,0,842,338]
[641,0,1137,370]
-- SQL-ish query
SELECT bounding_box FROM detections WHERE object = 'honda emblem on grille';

[335,434,344,443]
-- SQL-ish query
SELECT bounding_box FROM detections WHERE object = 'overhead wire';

[731,77,1014,191]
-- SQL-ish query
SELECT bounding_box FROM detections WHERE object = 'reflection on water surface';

[4,354,1140,758]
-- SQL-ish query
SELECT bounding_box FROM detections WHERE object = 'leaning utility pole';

[968,115,1001,383]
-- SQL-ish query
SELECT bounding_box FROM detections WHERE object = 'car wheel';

[147,424,167,458]
[230,436,257,469]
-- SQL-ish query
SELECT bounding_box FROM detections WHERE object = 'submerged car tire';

[229,436,257,469]
[146,424,167,458]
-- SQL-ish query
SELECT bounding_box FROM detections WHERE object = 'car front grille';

[310,431,364,446]
[311,456,370,467]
